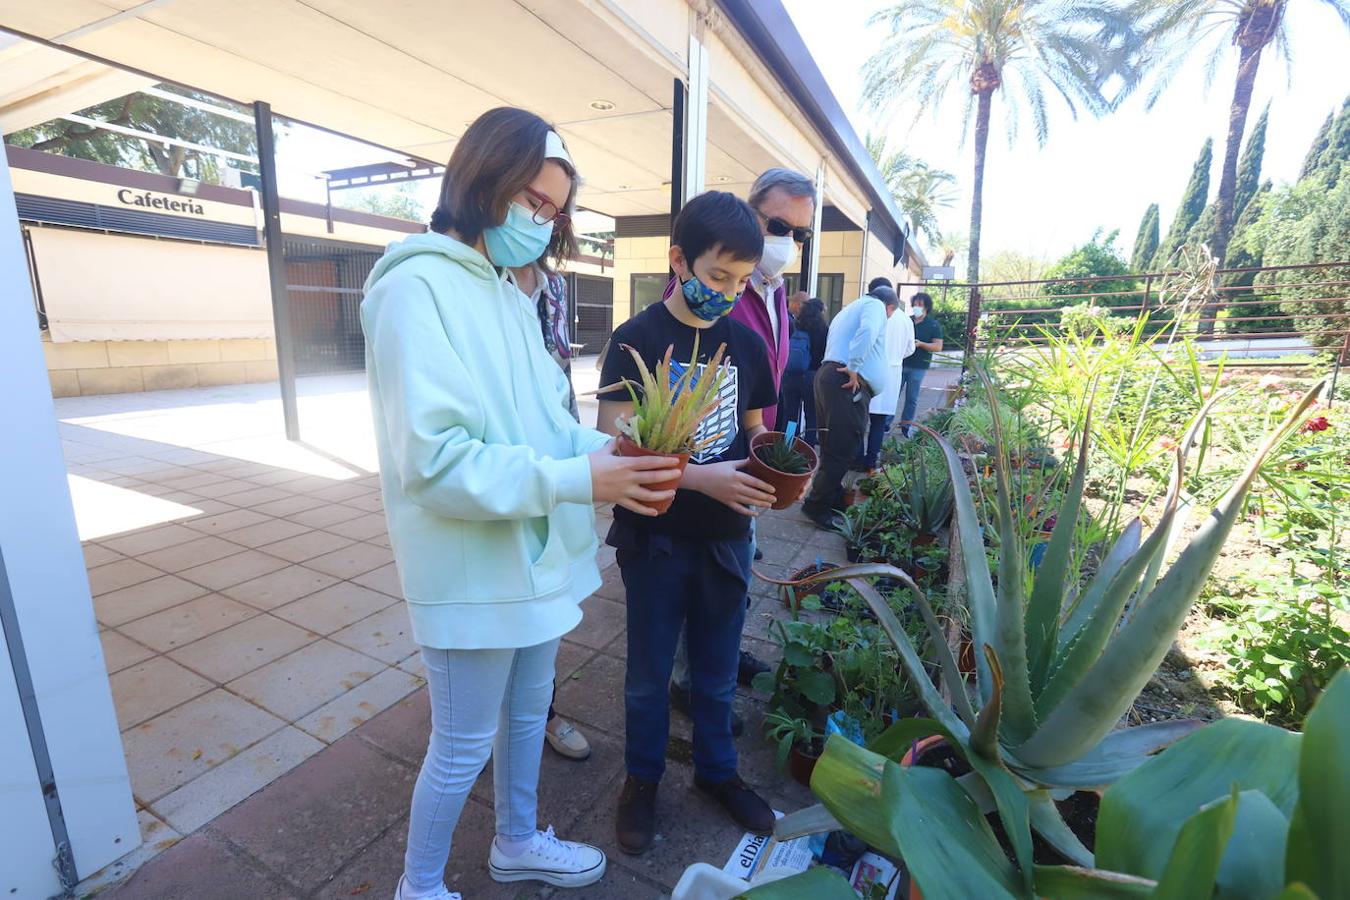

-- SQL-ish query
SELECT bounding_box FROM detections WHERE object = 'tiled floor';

[64,362,958,897]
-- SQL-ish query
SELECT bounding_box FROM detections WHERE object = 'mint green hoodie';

[361,232,611,650]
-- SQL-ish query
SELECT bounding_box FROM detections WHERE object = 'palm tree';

[1126,0,1350,334]
[863,1,1125,284]
[865,133,957,246]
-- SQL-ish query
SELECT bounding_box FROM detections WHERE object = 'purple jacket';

[662,276,790,431]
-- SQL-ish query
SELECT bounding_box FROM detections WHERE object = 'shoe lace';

[555,721,575,739]
[533,825,575,865]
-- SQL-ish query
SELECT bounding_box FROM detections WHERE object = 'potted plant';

[745,431,818,509]
[836,502,882,563]
[781,560,840,610]
[764,710,825,787]
[603,335,732,514]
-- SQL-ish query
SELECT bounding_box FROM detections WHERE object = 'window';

[630,273,669,314]
[784,273,845,317]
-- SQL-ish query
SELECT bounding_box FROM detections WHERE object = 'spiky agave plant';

[756,433,812,474]
[604,333,731,454]
[751,370,1328,900]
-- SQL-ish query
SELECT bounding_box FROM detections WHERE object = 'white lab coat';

[869,309,916,415]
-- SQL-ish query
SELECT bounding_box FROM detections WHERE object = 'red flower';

[1302,417,1331,433]
[1157,436,1179,452]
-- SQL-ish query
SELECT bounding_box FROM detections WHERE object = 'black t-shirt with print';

[600,301,777,542]
[906,316,945,370]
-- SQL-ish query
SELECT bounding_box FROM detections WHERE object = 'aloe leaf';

[970,646,1004,760]
[1152,789,1239,900]
[1026,408,1092,693]
[764,561,977,732]
[1009,718,1203,790]
[1057,519,1143,648]
[808,736,1025,900]
[1015,383,1323,769]
[1096,718,1301,878]
[1124,495,1193,627]
[1028,791,1094,867]
[1273,885,1319,900]
[1285,669,1350,899]
[1212,791,1290,900]
[735,866,859,899]
[772,803,843,841]
[1031,865,1156,898]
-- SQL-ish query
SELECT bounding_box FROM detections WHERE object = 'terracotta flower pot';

[616,436,688,515]
[782,562,840,610]
[744,432,819,510]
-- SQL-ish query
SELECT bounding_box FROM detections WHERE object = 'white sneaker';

[488,826,606,887]
[394,874,460,900]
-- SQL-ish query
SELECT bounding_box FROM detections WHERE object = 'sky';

[781,0,1350,269]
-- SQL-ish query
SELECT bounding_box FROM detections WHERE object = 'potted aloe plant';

[745,430,818,509]
[603,335,732,514]
[743,369,1328,900]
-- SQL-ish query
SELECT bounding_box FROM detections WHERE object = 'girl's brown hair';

[430,107,579,266]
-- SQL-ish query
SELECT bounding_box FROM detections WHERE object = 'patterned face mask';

[681,274,741,321]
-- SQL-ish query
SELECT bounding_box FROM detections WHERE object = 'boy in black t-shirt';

[598,191,778,854]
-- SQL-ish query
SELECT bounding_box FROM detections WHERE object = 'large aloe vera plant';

[746,372,1328,900]
[602,333,731,454]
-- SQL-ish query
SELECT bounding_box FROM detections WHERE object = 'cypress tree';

[1131,203,1160,272]
[1300,111,1334,179]
[1154,137,1212,269]
[1314,97,1350,187]
[1234,103,1269,223]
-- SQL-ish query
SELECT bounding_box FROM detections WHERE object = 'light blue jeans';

[403,639,559,892]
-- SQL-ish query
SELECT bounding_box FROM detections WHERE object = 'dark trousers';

[620,535,752,783]
[804,364,872,515]
[856,413,894,470]
[803,368,820,446]
[778,369,811,437]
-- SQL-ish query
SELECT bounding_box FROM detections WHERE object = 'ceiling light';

[589,99,616,111]
[617,184,632,190]
[714,175,731,183]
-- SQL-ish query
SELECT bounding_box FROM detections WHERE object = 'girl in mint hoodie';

[362,107,678,900]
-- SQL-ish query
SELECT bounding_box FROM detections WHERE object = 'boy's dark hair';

[672,191,763,267]
[913,291,934,313]
[867,276,893,294]
[431,107,578,265]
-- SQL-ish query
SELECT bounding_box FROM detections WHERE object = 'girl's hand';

[683,460,776,515]
[588,440,681,516]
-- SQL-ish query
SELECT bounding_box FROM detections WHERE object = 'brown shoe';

[694,774,774,835]
[615,775,659,855]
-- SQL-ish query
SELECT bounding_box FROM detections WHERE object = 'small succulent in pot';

[756,433,813,473]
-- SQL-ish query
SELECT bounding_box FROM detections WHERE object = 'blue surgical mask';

[483,202,553,268]
[681,274,740,321]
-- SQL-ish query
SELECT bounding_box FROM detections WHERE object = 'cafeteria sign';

[116,188,206,216]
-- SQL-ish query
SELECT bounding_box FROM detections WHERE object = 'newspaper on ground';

[721,812,814,882]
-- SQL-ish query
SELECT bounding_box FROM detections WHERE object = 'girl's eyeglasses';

[760,213,813,244]
[524,186,571,229]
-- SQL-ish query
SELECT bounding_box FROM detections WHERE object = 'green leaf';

[736,866,859,899]
[783,642,814,667]
[1153,789,1239,900]
[796,669,836,706]
[1285,669,1350,899]
[772,803,843,841]
[1096,718,1301,879]
[1273,885,1319,900]
[1027,407,1092,692]
[1213,791,1289,900]
[808,736,1025,900]
[1032,865,1156,899]
[1027,791,1094,867]
[1057,519,1143,651]
[1010,719,1204,790]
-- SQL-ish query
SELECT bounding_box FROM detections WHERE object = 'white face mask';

[911,306,924,319]
[757,234,797,280]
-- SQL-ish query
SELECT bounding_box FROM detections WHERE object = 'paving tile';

[168,614,319,683]
[286,503,365,528]
[260,530,354,563]
[592,562,627,602]
[121,594,259,652]
[272,581,394,635]
[395,650,425,679]
[100,830,298,900]
[329,603,417,664]
[152,726,325,834]
[158,471,232,491]
[296,667,424,744]
[228,640,382,721]
[210,730,417,893]
[120,689,287,802]
[100,629,156,674]
[77,810,184,898]
[251,494,329,517]
[324,512,389,541]
[355,689,430,767]
[345,492,384,512]
[219,517,309,548]
[309,481,374,502]
[88,558,163,596]
[223,564,339,611]
[555,638,595,682]
[139,535,244,573]
[184,478,257,500]
[352,561,403,598]
[303,541,394,579]
[216,485,292,507]
[83,542,124,568]
[110,657,213,730]
[567,595,627,650]
[309,811,410,900]
[244,468,312,487]
[182,508,271,535]
[94,570,208,625]
[178,549,290,591]
[553,652,627,737]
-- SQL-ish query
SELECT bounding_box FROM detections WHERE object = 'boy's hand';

[684,460,775,515]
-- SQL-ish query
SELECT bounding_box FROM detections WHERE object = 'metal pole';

[668,77,685,286]
[253,101,300,442]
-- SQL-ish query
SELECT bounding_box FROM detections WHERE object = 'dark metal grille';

[15,194,259,246]
[282,236,380,375]
[571,273,613,354]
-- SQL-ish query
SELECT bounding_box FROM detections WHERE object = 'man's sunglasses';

[760,213,813,244]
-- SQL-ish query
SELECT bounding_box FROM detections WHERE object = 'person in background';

[364,107,682,900]
[777,297,813,437]
[801,282,899,531]
[855,283,914,472]
[796,297,829,446]
[598,191,779,856]
[898,292,945,437]
[508,254,591,762]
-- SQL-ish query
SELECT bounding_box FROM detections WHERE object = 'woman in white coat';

[856,292,915,471]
